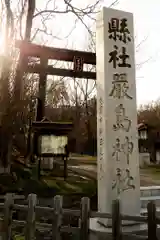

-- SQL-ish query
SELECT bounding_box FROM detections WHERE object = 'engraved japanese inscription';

[107,14,136,197]
[122,136,134,165]
[113,103,131,132]
[98,97,104,180]
[112,168,135,196]
[108,18,131,43]
[112,137,134,164]
[109,46,131,69]
[96,8,139,216]
[109,73,132,99]
[112,138,121,162]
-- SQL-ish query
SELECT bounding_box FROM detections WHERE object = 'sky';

[110,0,160,106]
[33,0,160,107]
[1,0,160,107]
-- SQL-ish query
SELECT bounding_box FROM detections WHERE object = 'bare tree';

[0,0,123,164]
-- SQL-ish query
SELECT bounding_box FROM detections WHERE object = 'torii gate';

[14,40,96,178]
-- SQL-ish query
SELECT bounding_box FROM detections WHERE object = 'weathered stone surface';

[96,7,140,218]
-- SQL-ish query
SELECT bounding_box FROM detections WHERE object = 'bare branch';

[19,0,28,39]
[136,35,148,53]
[24,0,35,40]
[3,0,14,53]
[108,0,119,8]
[136,56,153,70]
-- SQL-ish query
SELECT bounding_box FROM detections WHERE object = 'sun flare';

[0,34,5,54]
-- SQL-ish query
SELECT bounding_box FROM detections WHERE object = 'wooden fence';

[0,193,159,240]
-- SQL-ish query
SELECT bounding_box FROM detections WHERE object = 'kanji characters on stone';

[125,169,135,190]
[99,97,103,115]
[112,138,121,162]
[112,168,135,196]
[98,96,104,166]
[113,104,131,132]
[109,45,131,69]
[109,73,133,99]
[122,136,134,164]
[107,13,136,197]
[112,137,134,164]
[108,18,131,43]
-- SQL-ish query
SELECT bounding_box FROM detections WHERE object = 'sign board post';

[96,7,140,225]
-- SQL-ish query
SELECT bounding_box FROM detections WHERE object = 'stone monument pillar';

[96,7,140,225]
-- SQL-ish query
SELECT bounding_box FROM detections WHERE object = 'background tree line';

[0,0,107,170]
[0,0,153,171]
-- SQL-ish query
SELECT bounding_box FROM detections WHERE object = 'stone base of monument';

[89,218,148,240]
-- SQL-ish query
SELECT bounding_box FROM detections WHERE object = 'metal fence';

[0,193,159,240]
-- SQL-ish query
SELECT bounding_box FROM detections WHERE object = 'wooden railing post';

[147,201,157,240]
[80,197,90,240]
[25,194,37,240]
[112,199,121,240]
[52,195,63,240]
[3,193,14,240]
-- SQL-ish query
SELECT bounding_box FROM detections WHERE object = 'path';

[68,157,160,186]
